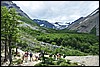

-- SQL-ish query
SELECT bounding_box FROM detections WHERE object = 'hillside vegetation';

[36,33,99,55]
[1,6,99,66]
[18,22,99,56]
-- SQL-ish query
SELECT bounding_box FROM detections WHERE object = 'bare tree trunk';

[8,35,12,65]
[16,43,18,55]
[4,19,7,62]
[4,36,7,62]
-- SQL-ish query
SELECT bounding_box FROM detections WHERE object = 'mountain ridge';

[33,19,56,29]
[67,8,99,36]
[1,1,31,19]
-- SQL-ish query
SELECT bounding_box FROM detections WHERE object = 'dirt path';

[13,48,41,66]
[1,48,99,66]
[65,56,99,66]
[19,52,41,66]
[1,48,41,66]
[19,60,41,66]
[19,55,99,66]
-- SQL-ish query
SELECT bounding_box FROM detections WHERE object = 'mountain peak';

[67,8,99,36]
[1,1,30,19]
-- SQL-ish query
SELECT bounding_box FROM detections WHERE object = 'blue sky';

[13,1,99,24]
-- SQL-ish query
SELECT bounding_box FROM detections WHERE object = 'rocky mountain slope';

[1,1,30,19]
[67,8,99,36]
[33,19,69,30]
[33,19,56,29]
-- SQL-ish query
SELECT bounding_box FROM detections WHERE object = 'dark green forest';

[19,23,99,55]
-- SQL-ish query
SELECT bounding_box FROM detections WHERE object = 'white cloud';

[13,1,99,24]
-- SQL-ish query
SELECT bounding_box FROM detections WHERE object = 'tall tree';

[1,6,10,62]
[1,6,22,65]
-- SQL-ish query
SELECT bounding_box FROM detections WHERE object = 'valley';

[1,1,99,66]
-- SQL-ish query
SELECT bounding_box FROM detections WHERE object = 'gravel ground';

[65,56,99,66]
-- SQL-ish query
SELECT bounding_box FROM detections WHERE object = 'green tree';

[51,42,56,45]
[1,6,11,62]
[1,6,22,65]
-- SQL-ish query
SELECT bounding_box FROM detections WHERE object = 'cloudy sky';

[13,1,99,24]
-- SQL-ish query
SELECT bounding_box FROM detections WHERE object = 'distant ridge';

[67,8,99,36]
[1,1,31,19]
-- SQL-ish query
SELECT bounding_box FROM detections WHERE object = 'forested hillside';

[1,3,99,66]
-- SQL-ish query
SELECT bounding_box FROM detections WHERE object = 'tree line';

[36,33,99,55]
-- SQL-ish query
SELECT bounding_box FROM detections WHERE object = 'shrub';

[66,59,71,64]
[59,62,69,66]
[12,59,22,65]
[17,59,23,64]
[17,54,20,57]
